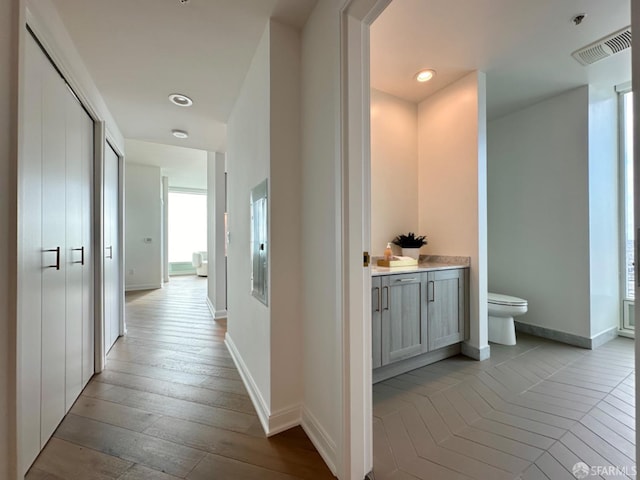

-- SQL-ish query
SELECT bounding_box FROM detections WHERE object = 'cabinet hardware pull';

[383,286,390,310]
[45,247,61,270]
[397,278,417,283]
[374,287,380,312]
[72,246,85,265]
[106,245,113,259]
[428,281,435,302]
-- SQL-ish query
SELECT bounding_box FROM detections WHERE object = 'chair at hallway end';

[192,251,208,277]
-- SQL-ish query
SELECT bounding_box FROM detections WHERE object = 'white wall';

[588,87,620,338]
[207,151,227,319]
[268,20,303,421]
[300,0,343,472]
[371,89,418,255]
[227,21,272,414]
[0,0,18,478]
[124,163,162,291]
[488,86,619,342]
[418,71,489,358]
[226,20,303,433]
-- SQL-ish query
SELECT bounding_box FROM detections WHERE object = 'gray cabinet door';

[371,277,382,369]
[427,269,466,350]
[381,273,427,365]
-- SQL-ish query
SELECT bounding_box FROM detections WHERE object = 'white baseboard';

[206,297,227,320]
[514,322,619,349]
[124,283,162,292]
[224,333,302,438]
[268,404,302,437]
[225,333,271,433]
[301,407,337,476]
[461,342,491,361]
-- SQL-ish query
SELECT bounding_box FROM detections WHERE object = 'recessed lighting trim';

[169,93,193,107]
[172,129,189,139]
[415,69,436,83]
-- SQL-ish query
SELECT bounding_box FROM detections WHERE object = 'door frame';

[339,0,391,477]
[93,130,125,372]
[632,0,640,469]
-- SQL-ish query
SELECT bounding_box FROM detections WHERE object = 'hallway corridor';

[27,276,333,479]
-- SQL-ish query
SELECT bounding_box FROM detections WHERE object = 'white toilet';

[488,293,528,346]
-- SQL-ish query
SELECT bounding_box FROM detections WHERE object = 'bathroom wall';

[417,71,489,359]
[488,85,620,345]
[370,88,419,255]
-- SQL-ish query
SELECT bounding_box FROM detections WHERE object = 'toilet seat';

[488,292,527,307]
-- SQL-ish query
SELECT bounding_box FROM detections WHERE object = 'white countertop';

[371,255,470,276]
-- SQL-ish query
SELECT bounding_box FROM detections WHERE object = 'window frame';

[618,86,635,333]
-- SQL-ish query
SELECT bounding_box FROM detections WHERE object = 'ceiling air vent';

[572,26,631,66]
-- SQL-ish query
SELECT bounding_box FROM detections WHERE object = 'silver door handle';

[383,286,390,311]
[45,247,61,270]
[428,281,435,302]
[397,278,418,283]
[106,246,113,259]
[72,246,85,265]
[373,287,380,312]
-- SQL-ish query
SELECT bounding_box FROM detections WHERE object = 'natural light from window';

[168,191,207,263]
[623,92,634,301]
[621,91,635,332]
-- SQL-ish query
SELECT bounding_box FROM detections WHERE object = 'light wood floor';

[24,276,638,480]
[373,333,636,479]
[27,275,334,480]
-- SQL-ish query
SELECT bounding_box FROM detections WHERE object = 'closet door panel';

[40,63,69,445]
[103,156,112,354]
[65,95,84,411]
[20,34,45,473]
[81,113,94,386]
[104,145,120,353]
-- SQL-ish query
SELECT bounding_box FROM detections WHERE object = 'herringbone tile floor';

[373,334,635,479]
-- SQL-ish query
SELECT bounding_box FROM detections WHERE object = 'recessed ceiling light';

[172,129,189,139]
[415,69,436,83]
[169,93,193,107]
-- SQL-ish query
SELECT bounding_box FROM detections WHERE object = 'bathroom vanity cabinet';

[371,265,468,383]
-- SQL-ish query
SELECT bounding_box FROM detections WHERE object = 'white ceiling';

[371,0,631,119]
[51,0,317,152]
[125,139,207,190]
[50,0,632,154]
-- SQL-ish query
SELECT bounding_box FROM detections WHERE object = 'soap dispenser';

[384,242,393,261]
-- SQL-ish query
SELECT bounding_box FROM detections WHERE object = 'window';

[620,91,634,330]
[168,190,207,264]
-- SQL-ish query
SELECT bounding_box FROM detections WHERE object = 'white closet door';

[20,33,96,474]
[104,144,120,353]
[65,91,94,411]
[40,50,69,445]
[20,33,45,473]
